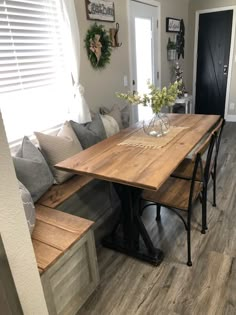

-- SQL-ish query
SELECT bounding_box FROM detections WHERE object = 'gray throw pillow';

[18,181,36,235]
[70,113,107,149]
[13,136,54,202]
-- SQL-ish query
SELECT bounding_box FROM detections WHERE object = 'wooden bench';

[32,175,99,315]
[37,174,93,208]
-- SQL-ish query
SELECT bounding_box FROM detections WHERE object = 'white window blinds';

[0,0,66,93]
[0,0,73,143]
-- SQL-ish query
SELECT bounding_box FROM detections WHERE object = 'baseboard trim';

[225,115,236,122]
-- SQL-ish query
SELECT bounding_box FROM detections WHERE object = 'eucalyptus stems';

[117,81,180,114]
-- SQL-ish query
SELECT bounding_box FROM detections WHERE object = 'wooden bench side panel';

[41,230,99,315]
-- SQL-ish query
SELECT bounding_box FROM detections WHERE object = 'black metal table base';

[103,183,164,266]
[103,235,164,266]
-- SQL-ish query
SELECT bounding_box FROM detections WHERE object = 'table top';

[56,114,220,191]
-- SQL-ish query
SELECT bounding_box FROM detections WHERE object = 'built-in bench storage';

[12,112,123,313]
[32,175,100,315]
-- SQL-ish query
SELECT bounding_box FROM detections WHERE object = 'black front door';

[195,10,233,117]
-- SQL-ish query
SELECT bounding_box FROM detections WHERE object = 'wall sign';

[85,0,115,22]
[166,17,181,33]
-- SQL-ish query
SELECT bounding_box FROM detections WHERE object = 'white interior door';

[130,0,160,122]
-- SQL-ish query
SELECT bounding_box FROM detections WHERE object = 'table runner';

[118,126,188,149]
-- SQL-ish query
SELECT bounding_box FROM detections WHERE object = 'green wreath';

[84,23,112,69]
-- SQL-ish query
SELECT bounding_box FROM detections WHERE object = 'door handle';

[223,65,228,75]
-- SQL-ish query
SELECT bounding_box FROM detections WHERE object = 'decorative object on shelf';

[85,0,115,22]
[176,19,185,59]
[174,62,185,97]
[166,17,181,32]
[110,23,122,47]
[167,37,176,61]
[85,23,112,69]
[116,81,180,137]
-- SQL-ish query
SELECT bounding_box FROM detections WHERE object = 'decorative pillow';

[70,113,107,149]
[100,105,130,129]
[13,136,54,202]
[18,181,36,235]
[35,121,83,184]
[100,114,120,137]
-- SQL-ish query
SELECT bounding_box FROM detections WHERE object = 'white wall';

[0,112,48,315]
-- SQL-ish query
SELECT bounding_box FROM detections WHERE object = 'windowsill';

[9,124,63,155]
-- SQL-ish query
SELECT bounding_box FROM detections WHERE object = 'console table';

[170,95,193,114]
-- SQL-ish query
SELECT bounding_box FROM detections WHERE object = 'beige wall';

[158,0,189,87]
[0,112,48,314]
[76,0,130,112]
[187,0,236,117]
[76,0,189,112]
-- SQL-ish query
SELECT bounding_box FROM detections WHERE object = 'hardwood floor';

[78,122,236,315]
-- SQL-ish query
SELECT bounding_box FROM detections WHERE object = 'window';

[0,0,72,143]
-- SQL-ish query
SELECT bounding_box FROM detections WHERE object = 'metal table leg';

[103,183,164,266]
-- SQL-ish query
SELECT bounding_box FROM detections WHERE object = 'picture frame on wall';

[166,17,181,32]
[85,0,115,22]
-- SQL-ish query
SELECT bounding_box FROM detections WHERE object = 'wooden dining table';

[56,114,220,266]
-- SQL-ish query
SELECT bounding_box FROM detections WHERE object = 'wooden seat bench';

[37,174,93,208]
[32,175,99,315]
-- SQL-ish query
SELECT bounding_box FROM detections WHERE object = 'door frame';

[127,0,161,91]
[192,6,236,120]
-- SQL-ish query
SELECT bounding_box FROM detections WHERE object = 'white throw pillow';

[100,114,120,137]
[100,105,130,129]
[35,121,83,184]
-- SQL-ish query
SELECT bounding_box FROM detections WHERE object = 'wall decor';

[109,23,122,47]
[84,23,112,69]
[85,0,115,22]
[167,37,176,61]
[176,19,185,59]
[166,17,181,32]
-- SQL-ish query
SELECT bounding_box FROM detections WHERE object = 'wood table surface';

[56,114,220,191]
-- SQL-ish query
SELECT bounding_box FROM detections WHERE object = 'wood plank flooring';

[78,122,236,315]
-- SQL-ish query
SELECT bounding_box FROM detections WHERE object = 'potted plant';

[116,81,180,137]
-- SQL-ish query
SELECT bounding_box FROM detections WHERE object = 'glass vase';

[143,113,170,137]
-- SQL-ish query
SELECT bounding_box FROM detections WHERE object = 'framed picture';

[85,0,115,22]
[166,17,181,32]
